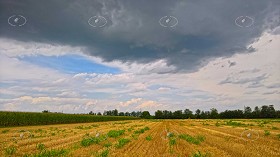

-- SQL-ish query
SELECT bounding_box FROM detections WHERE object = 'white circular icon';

[11,130,32,142]
[159,16,178,27]
[235,16,254,28]
[8,15,27,27]
[241,129,259,141]
[88,16,107,28]
[160,129,179,140]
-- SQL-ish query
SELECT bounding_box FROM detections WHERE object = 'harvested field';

[0,119,280,157]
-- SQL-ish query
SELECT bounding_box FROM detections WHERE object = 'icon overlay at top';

[8,15,27,27]
[159,16,178,27]
[235,16,254,28]
[88,16,107,28]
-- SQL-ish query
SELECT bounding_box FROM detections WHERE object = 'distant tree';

[184,109,193,119]
[112,109,118,116]
[260,105,269,118]
[268,105,276,118]
[89,111,94,115]
[131,111,137,117]
[244,106,252,118]
[119,112,125,116]
[97,112,102,115]
[125,112,130,116]
[195,109,201,119]
[155,110,163,119]
[201,111,210,119]
[141,111,151,119]
[252,106,260,118]
[173,110,183,119]
[42,110,50,113]
[276,110,280,118]
[210,108,219,119]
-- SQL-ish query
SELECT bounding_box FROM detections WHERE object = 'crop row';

[0,111,139,127]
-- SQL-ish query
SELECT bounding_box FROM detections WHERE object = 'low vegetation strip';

[0,111,139,127]
[179,134,206,145]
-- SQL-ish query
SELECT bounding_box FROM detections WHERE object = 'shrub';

[169,138,176,146]
[1,129,10,133]
[264,130,270,136]
[191,151,210,157]
[179,134,205,145]
[5,146,16,155]
[103,142,112,148]
[98,149,109,157]
[81,135,107,147]
[115,138,130,148]
[146,135,152,141]
[36,143,46,151]
[107,130,125,138]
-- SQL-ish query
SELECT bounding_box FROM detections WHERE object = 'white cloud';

[0,32,279,113]
[0,38,85,57]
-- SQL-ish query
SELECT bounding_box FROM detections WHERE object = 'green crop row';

[0,111,139,127]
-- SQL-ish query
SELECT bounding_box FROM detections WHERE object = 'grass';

[225,120,246,127]
[36,143,46,151]
[215,122,221,127]
[191,151,210,157]
[134,127,150,134]
[75,125,92,130]
[107,130,125,138]
[277,134,280,140]
[169,138,176,146]
[115,138,130,148]
[24,149,68,157]
[81,135,107,147]
[97,149,109,157]
[5,146,17,155]
[179,134,205,145]
[264,130,270,136]
[103,142,112,148]
[271,126,279,130]
[146,135,152,141]
[1,129,10,133]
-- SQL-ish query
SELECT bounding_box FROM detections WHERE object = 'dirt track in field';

[0,119,280,157]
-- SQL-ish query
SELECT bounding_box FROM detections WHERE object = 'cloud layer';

[1,0,279,72]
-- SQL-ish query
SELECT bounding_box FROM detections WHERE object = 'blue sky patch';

[18,55,120,74]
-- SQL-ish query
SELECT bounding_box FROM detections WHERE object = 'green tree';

[119,112,125,116]
[195,109,201,119]
[183,109,193,119]
[244,106,252,118]
[155,110,163,119]
[210,108,219,119]
[141,111,151,119]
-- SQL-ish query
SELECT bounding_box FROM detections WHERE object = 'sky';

[0,0,279,114]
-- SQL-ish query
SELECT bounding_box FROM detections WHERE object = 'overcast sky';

[0,0,279,114]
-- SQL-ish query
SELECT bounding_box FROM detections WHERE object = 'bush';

[264,130,270,136]
[107,130,125,138]
[146,135,152,141]
[36,143,46,151]
[5,146,16,155]
[179,134,205,145]
[115,138,130,148]
[191,151,210,157]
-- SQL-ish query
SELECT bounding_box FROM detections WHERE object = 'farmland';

[0,119,280,157]
[0,112,139,127]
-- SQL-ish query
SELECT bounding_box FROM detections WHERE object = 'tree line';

[88,105,280,119]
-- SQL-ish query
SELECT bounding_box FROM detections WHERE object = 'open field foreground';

[0,119,280,157]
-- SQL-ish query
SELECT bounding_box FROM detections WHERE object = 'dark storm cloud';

[0,0,279,73]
